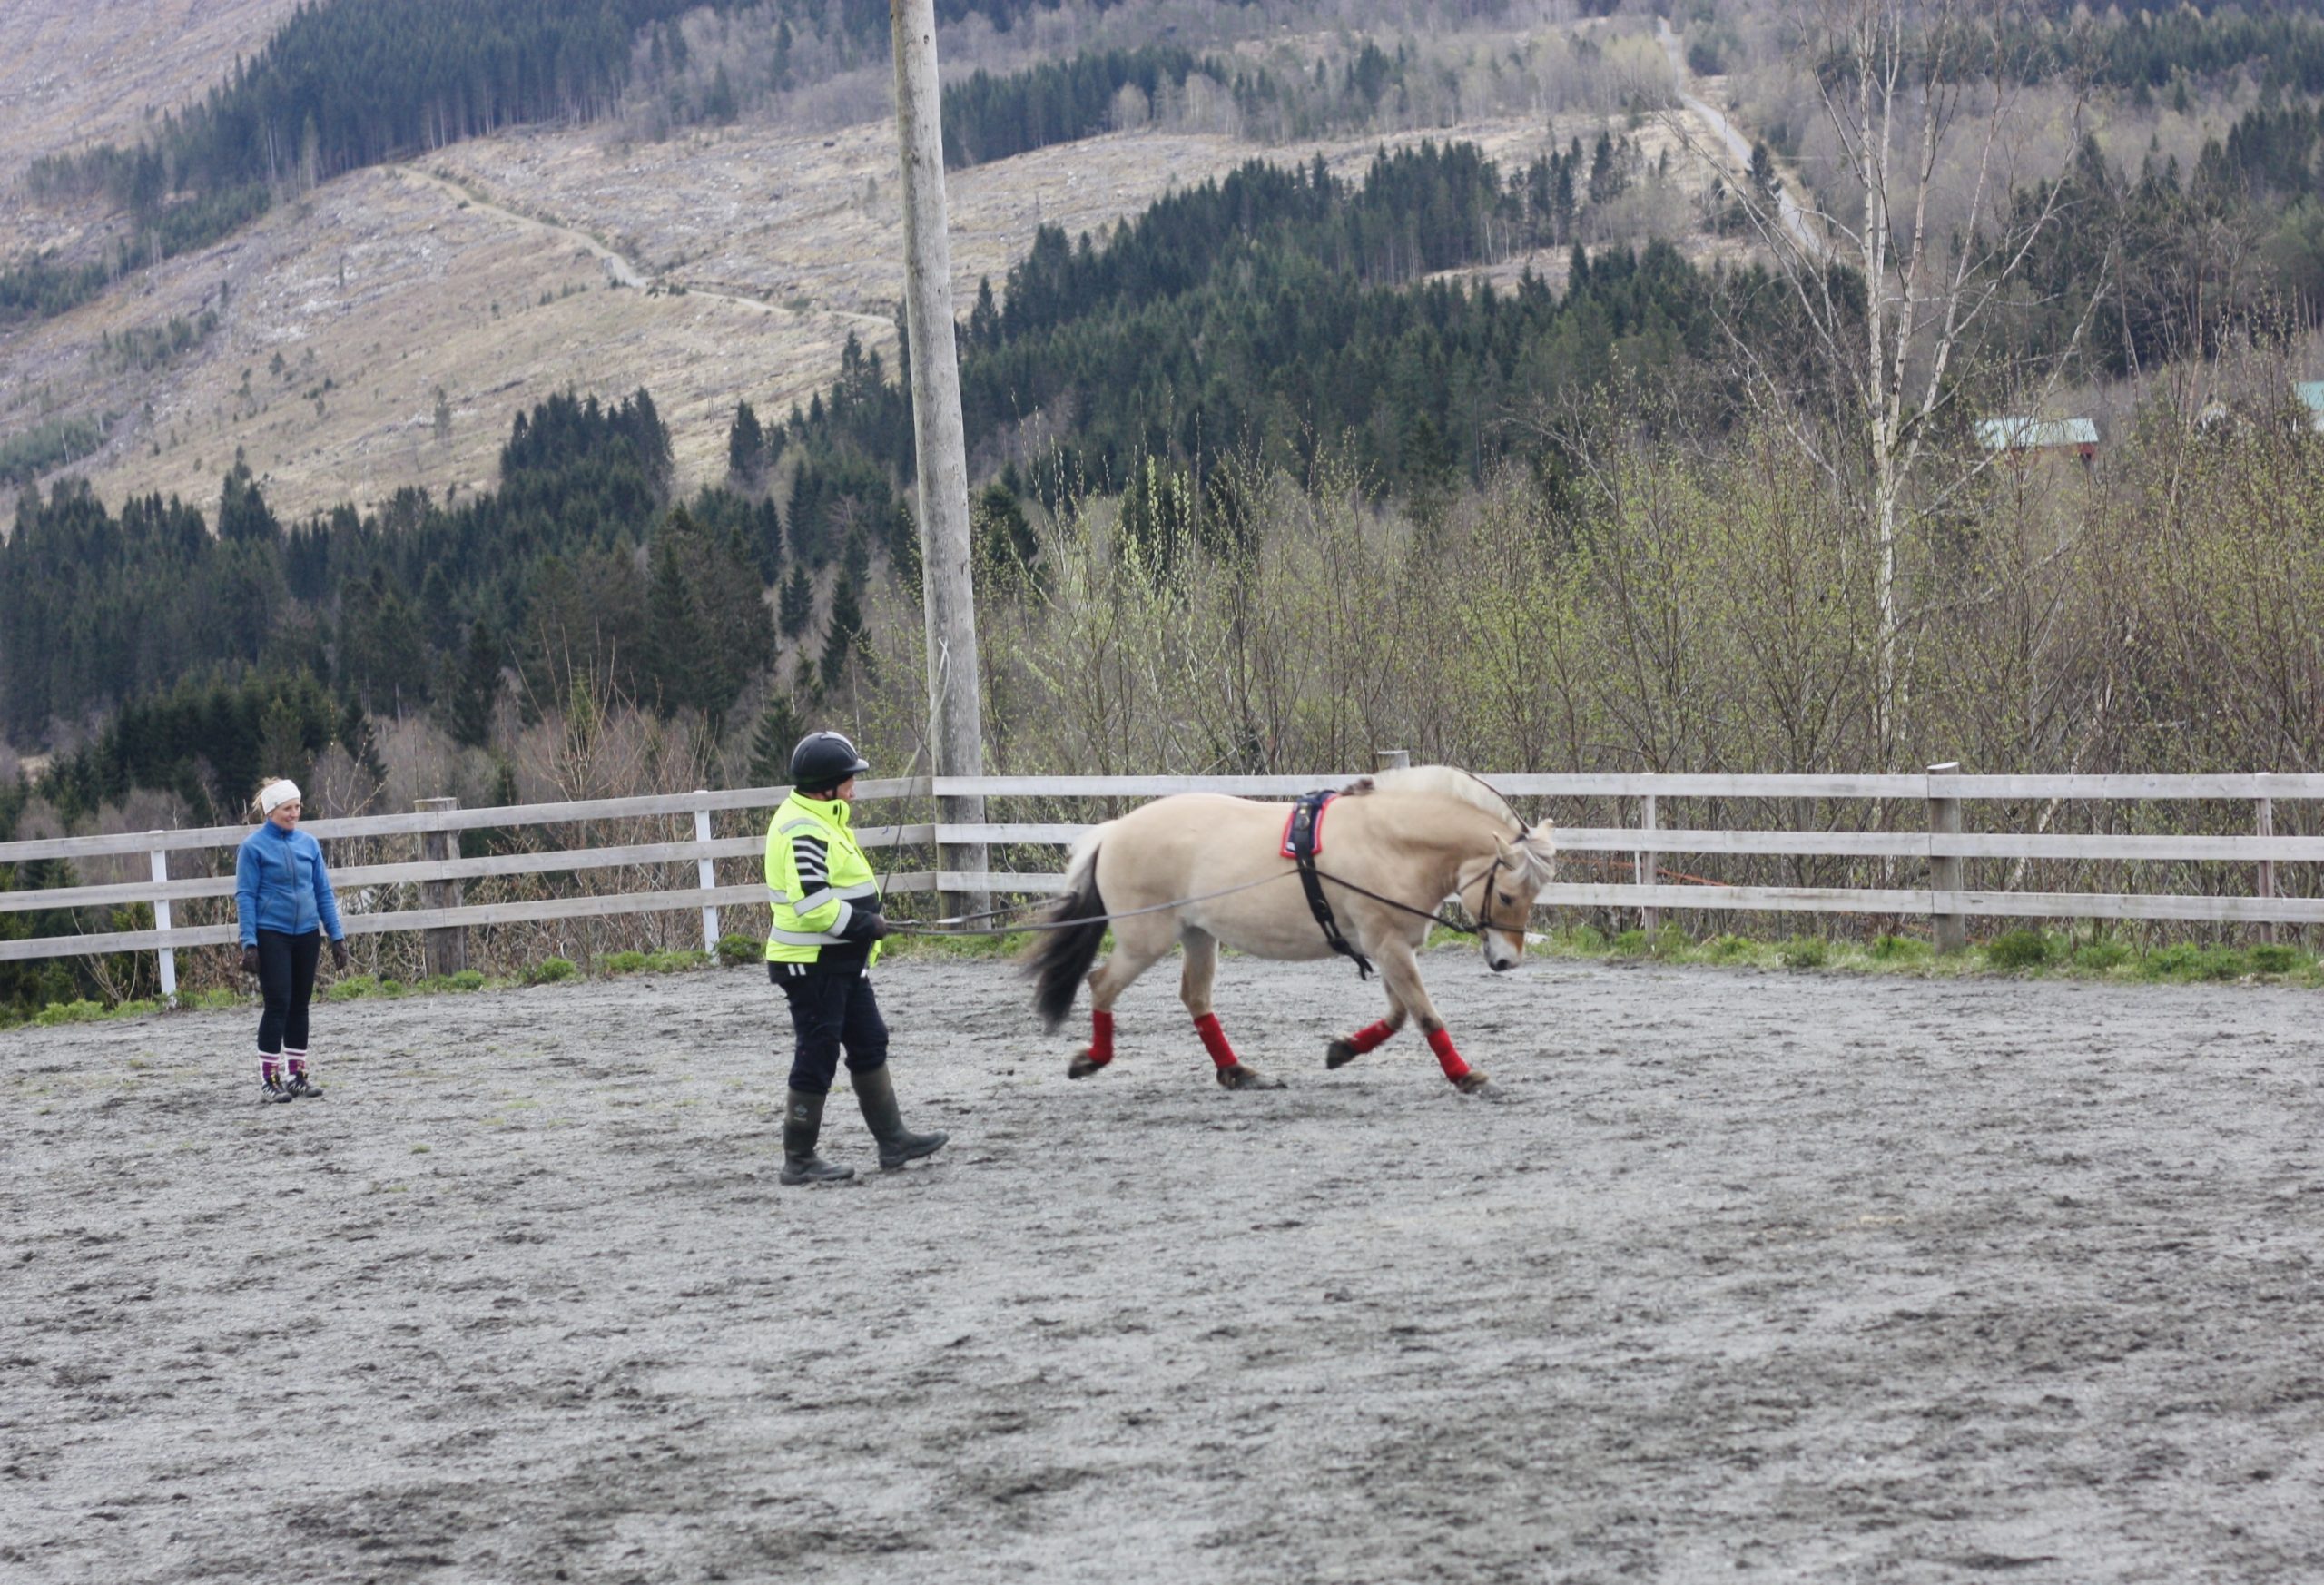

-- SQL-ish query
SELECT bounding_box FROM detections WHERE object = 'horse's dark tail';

[1023,834,1107,1033]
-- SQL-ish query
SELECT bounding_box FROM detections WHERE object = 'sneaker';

[260,1077,294,1104]
[284,1071,323,1099]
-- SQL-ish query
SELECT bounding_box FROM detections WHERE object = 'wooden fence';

[4,767,2320,1000]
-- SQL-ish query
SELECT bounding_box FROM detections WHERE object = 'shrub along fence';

[3,766,2319,1002]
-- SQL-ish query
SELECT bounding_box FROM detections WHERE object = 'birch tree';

[1664,0,2093,759]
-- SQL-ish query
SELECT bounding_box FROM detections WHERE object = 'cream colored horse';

[1023,766,1558,1096]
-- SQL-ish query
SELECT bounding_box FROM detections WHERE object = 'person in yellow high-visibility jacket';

[766,730,949,1185]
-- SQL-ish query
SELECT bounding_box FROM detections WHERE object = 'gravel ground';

[4,950,2320,1584]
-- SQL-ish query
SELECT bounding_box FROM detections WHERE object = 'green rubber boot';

[779,1088,854,1186]
[852,1065,948,1171]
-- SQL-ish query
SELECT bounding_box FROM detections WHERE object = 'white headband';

[260,781,303,815]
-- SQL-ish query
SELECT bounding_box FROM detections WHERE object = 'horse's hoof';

[1068,1051,1110,1079]
[1453,1071,1510,1100]
[1216,1063,1285,1091]
[1324,1038,1358,1069]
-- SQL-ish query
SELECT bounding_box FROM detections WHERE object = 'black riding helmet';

[790,730,872,792]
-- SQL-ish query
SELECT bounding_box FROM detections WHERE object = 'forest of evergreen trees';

[937,38,1492,167]
[789,139,1733,513]
[942,44,1223,166]
[0,389,796,788]
[1997,4,2324,95]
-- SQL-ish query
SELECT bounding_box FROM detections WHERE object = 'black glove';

[330,938,350,971]
[241,945,261,977]
[861,914,891,942]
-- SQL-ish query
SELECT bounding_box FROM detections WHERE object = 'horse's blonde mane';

[1361,765,1520,827]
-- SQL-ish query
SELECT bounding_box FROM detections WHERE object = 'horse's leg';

[1179,928,1283,1091]
[1373,939,1500,1098]
[1068,914,1174,1079]
[1324,995,1408,1069]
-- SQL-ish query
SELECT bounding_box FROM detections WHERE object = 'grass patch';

[1984,930,2053,971]
[1701,933,1762,965]
[1869,933,1933,966]
[1555,923,1610,955]
[597,948,713,976]
[2071,940,2132,973]
[1777,936,1829,970]
[715,932,761,968]
[2138,943,2250,982]
[2250,943,2305,975]
[21,996,170,1027]
[522,957,578,986]
[1648,923,1693,958]
[880,927,1035,960]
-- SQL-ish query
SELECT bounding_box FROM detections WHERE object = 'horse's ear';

[1522,829,1559,880]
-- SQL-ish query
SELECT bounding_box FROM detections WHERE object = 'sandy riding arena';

[4,950,2320,1582]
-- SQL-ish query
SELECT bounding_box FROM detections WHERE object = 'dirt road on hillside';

[4,953,2319,1582]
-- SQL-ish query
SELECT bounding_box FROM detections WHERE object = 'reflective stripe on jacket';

[763,791,883,968]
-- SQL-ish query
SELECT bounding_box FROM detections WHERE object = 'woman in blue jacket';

[234,779,349,1103]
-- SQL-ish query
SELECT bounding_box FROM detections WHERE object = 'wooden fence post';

[2256,773,2275,944]
[1638,789,1659,934]
[149,834,176,1006]
[1927,762,1965,952]
[415,797,465,977]
[694,793,721,955]
[1374,748,1411,773]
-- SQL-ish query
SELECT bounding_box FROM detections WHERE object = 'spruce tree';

[645,529,704,716]
[752,497,783,581]
[727,399,765,485]
[748,684,805,788]
[820,576,863,691]
[779,565,814,641]
[448,619,501,747]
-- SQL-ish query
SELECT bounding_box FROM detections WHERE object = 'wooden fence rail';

[5,770,2320,990]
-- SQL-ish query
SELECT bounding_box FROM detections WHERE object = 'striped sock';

[261,1054,280,1084]
[285,1049,308,1078]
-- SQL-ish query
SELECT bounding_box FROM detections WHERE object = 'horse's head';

[1461,827,1558,971]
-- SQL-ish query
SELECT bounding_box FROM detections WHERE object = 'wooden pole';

[415,797,466,977]
[149,836,176,1005]
[2256,773,2275,945]
[1926,762,1965,952]
[693,793,721,954]
[1639,790,1659,935]
[1374,748,1411,773]
[891,0,985,920]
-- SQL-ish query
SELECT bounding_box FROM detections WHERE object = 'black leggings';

[255,929,321,1055]
[776,970,890,1094]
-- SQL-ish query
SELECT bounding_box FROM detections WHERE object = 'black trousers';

[255,928,321,1055]
[774,968,889,1094]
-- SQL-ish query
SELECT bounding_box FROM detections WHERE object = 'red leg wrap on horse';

[1425,1027,1471,1081]
[1347,1019,1396,1055]
[1193,1012,1239,1069]
[1086,1008,1115,1066]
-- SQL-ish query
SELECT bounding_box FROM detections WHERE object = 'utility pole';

[890,0,986,917]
